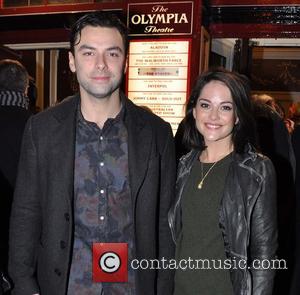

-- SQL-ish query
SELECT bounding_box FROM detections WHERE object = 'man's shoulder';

[31,95,78,125]
[125,97,170,129]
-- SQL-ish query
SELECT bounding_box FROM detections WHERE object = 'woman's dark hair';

[183,68,256,154]
[70,11,129,55]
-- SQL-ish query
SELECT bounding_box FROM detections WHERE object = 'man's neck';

[80,92,122,128]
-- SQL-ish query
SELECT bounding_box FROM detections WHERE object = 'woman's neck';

[200,142,234,163]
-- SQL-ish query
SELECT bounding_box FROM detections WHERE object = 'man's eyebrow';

[107,46,124,53]
[77,44,96,51]
[76,44,124,54]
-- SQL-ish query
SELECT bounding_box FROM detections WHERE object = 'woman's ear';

[235,116,239,125]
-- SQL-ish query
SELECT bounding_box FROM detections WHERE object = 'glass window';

[47,0,93,3]
[30,0,45,4]
[2,0,96,7]
[3,0,30,7]
[2,0,122,8]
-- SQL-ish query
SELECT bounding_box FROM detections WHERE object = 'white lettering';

[131,15,141,25]
[131,13,188,25]
[179,13,188,23]
[144,26,174,33]
[152,5,168,13]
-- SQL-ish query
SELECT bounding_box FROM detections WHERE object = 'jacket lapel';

[124,98,152,206]
[49,95,78,205]
[233,152,263,221]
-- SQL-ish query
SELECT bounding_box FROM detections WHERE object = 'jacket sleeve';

[8,117,41,295]
[250,158,278,295]
[157,124,176,295]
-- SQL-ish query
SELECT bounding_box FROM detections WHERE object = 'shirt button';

[100,136,103,140]
[54,268,61,276]
[100,189,104,194]
[60,240,66,249]
[100,162,104,167]
[100,216,105,221]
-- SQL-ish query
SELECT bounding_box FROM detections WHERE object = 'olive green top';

[174,153,233,295]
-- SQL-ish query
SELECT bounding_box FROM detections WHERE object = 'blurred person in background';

[252,93,296,294]
[0,59,32,294]
[290,102,300,295]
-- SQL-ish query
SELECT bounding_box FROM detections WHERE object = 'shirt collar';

[77,97,126,126]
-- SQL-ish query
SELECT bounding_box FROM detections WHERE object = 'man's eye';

[109,52,119,57]
[83,51,94,56]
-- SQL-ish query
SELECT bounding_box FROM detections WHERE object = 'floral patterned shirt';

[67,105,135,295]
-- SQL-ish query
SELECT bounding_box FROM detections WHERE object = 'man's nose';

[96,55,107,72]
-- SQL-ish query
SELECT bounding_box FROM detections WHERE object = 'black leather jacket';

[168,144,277,295]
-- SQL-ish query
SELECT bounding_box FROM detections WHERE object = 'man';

[9,12,175,295]
[0,59,32,293]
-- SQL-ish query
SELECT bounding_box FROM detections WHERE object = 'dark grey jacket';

[168,145,277,295]
[9,94,176,295]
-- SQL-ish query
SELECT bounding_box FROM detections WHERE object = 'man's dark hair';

[0,59,29,93]
[70,11,129,55]
[183,67,257,154]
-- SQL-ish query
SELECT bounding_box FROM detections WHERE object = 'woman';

[168,69,277,295]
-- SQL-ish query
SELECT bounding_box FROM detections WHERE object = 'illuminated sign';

[127,39,191,133]
[127,1,193,36]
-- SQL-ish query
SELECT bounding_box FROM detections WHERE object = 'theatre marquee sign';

[127,1,193,36]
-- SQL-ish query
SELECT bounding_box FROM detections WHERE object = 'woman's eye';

[221,105,233,111]
[199,102,210,109]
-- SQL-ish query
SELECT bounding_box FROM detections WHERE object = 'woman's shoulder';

[235,145,275,176]
[178,149,199,166]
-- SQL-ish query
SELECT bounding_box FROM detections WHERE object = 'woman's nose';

[209,107,219,120]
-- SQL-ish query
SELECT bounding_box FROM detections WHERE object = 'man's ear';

[68,51,76,73]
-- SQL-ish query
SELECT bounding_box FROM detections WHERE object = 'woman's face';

[193,80,238,147]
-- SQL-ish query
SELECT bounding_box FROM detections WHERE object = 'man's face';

[69,25,127,100]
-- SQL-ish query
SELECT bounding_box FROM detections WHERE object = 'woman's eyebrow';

[198,98,233,104]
